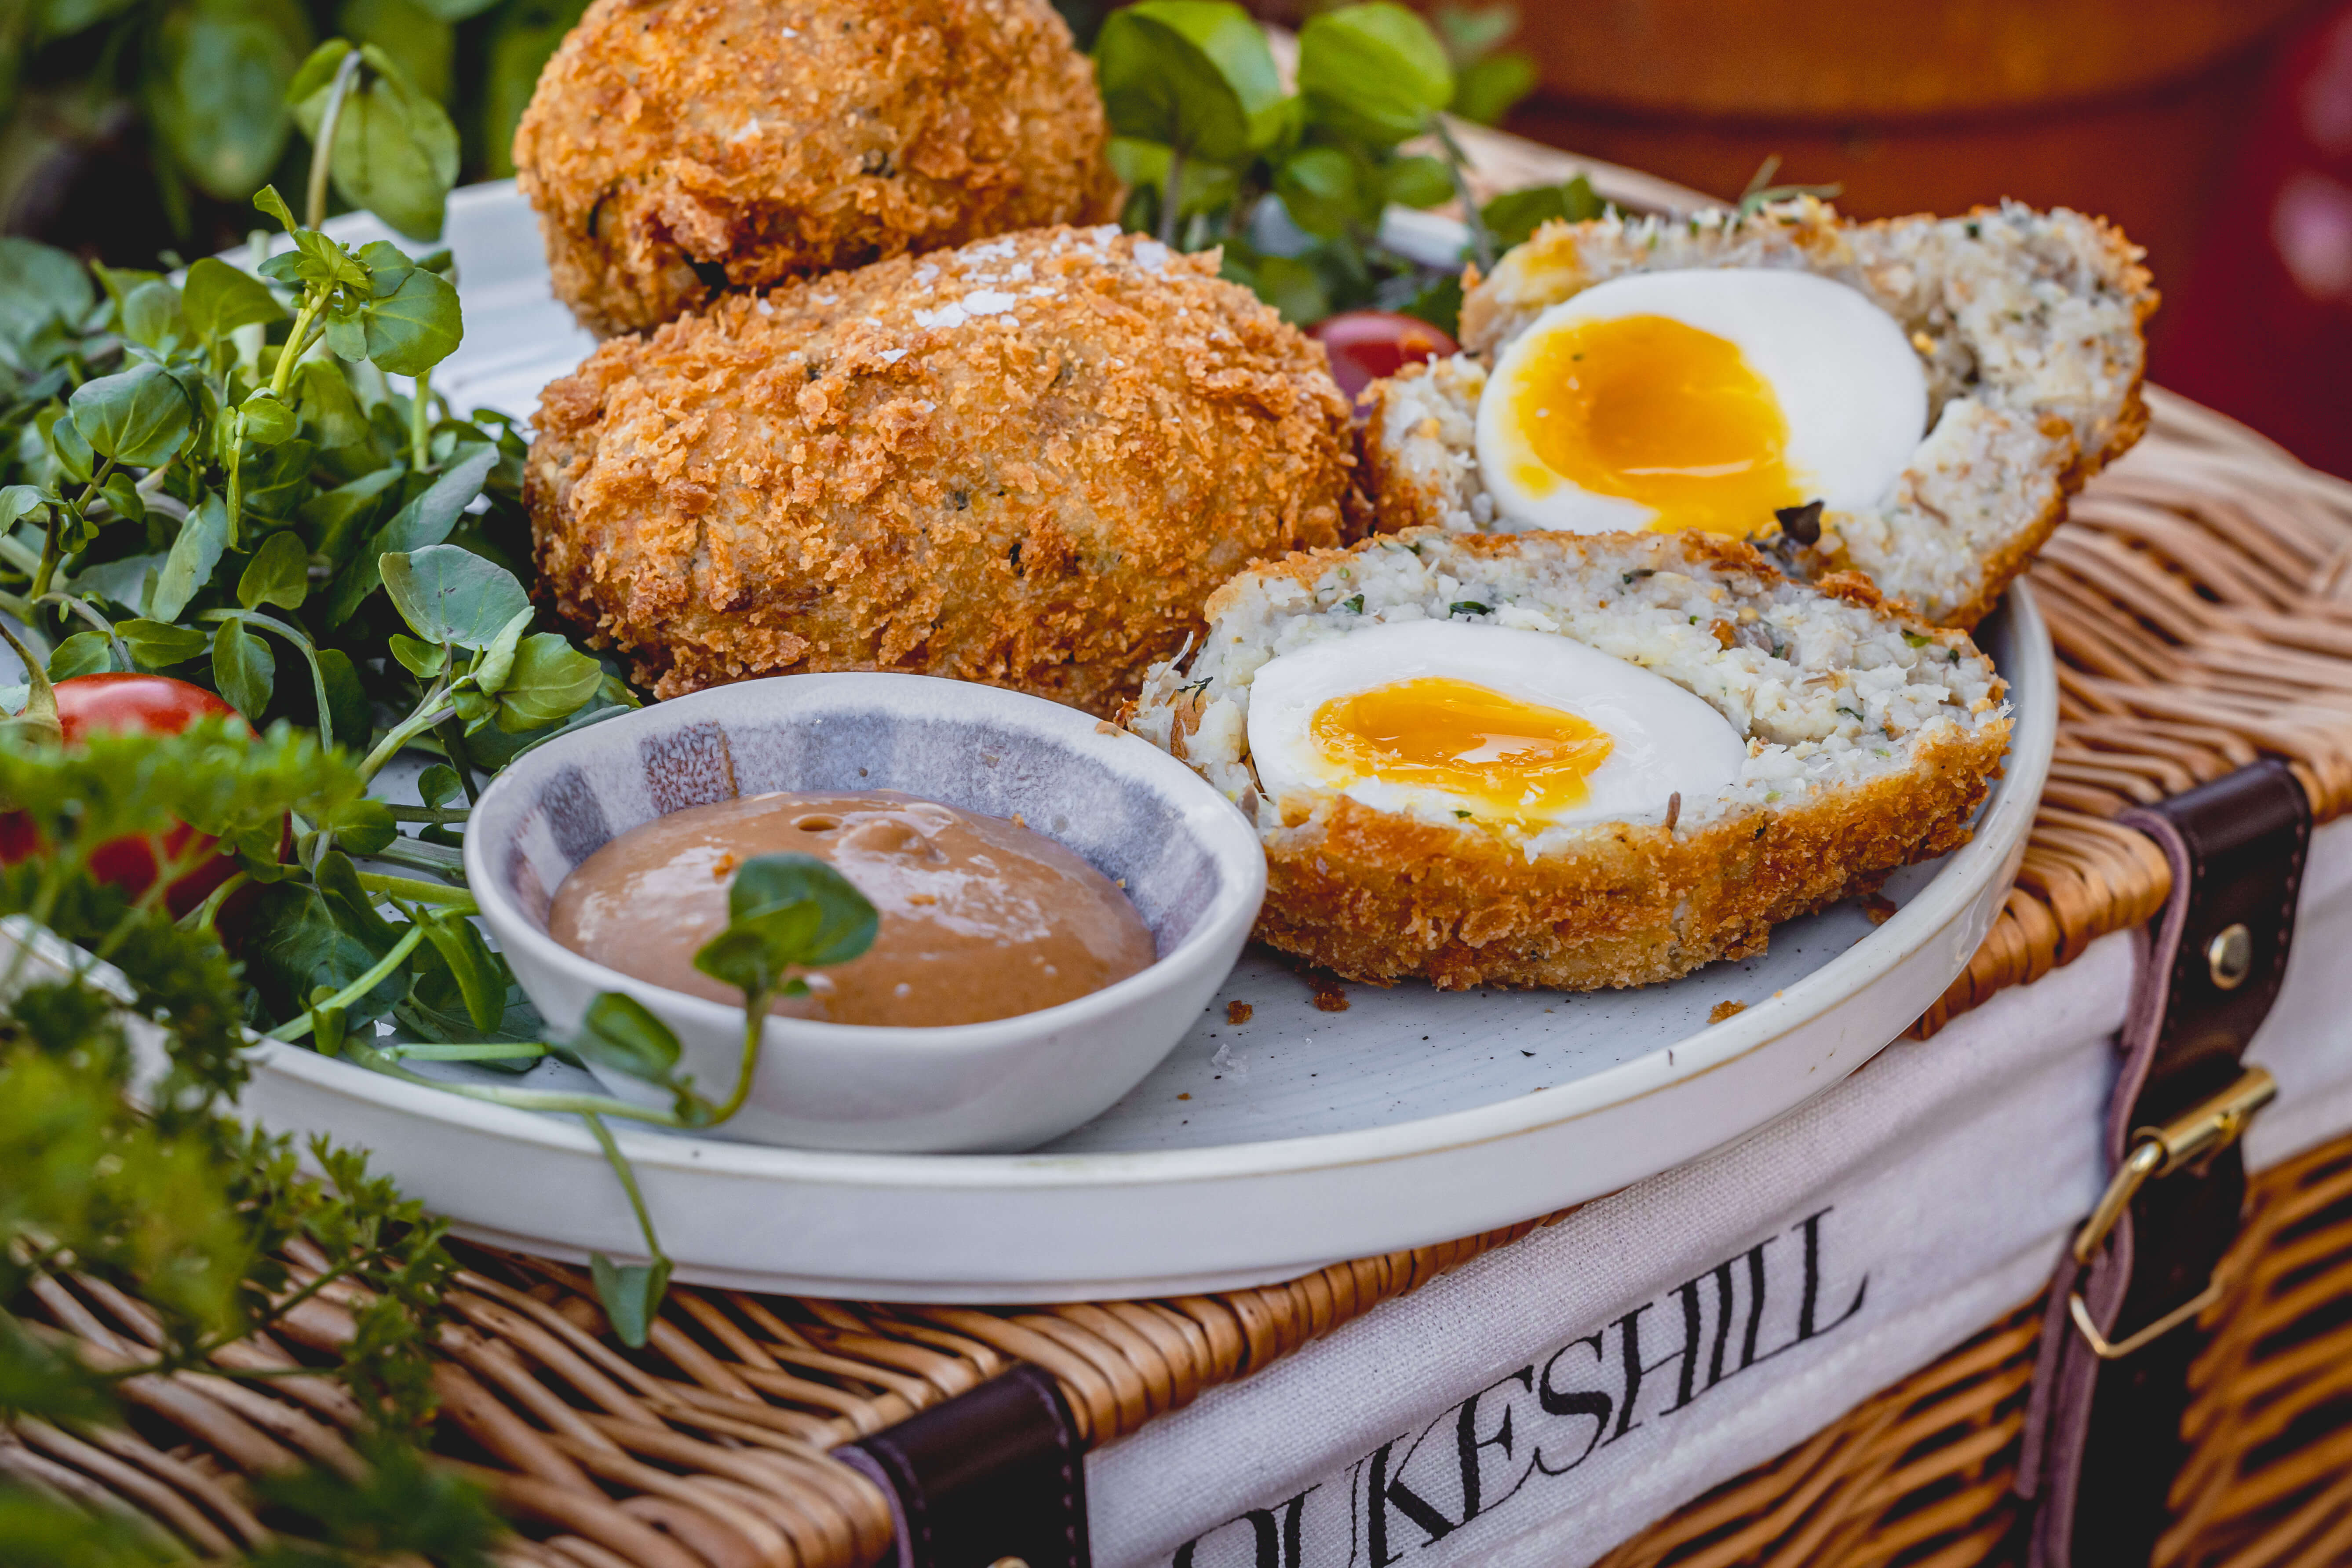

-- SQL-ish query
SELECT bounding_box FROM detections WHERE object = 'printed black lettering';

[1664,1275,1706,1413]
[1174,1490,1309,1568]
[1455,1368,1537,1521]
[1740,1237,1773,1370]
[1795,1207,1867,1340]
[1707,1258,1736,1388]
[1367,1433,1459,1565]
[1279,1486,1309,1568]
[1534,1334,1612,1476]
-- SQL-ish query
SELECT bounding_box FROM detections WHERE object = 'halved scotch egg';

[1126,528,2011,992]
[1361,197,2156,630]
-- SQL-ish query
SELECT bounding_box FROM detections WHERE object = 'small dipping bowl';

[464,674,1267,1152]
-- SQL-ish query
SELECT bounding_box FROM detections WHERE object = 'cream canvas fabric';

[1088,819,2352,1568]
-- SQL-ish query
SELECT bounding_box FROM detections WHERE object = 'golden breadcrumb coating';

[513,0,1119,337]
[526,226,1358,713]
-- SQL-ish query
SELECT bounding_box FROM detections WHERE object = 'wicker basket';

[15,148,2352,1568]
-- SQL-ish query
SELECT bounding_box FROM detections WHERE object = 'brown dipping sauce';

[547,791,1156,1028]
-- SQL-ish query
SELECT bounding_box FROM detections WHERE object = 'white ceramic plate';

[227,186,2056,1300]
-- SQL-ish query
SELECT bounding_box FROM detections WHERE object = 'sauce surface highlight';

[548,791,1156,1028]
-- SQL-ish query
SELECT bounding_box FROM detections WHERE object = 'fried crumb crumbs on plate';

[1226,1000,1253,1025]
[1861,893,1900,924]
[1709,999,1747,1024]
[1177,1093,1191,1100]
[711,851,739,879]
[1310,977,1350,1013]
[1010,812,1026,828]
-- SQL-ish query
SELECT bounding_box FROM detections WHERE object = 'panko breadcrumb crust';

[1130,530,2011,992]
[1361,198,2157,631]
[513,0,1119,337]
[525,226,1357,713]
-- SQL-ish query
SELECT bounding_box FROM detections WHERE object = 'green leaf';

[285,37,352,102]
[573,991,683,1082]
[341,0,454,104]
[238,528,310,609]
[211,618,274,718]
[1298,3,1455,145]
[1275,146,1362,238]
[241,438,315,524]
[118,618,209,668]
[118,279,188,350]
[181,256,286,340]
[293,357,372,450]
[493,634,602,732]
[98,470,145,523]
[143,0,313,201]
[245,875,408,1028]
[0,484,46,531]
[1450,50,1535,125]
[238,390,299,447]
[318,646,370,747]
[45,408,94,485]
[471,605,532,695]
[325,444,494,625]
[69,363,196,467]
[325,796,397,854]
[1236,252,1328,326]
[252,183,297,233]
[0,238,92,354]
[350,241,463,376]
[150,494,229,623]
[1092,3,1271,164]
[389,632,447,678]
[414,911,507,1031]
[1482,174,1606,250]
[482,0,591,178]
[1384,153,1455,210]
[415,762,462,808]
[693,853,879,1002]
[47,629,118,680]
[299,465,401,559]
[292,42,461,242]
[590,1252,671,1349]
[380,543,527,649]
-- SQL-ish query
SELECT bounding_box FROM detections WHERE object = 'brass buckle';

[2066,1066,2276,1361]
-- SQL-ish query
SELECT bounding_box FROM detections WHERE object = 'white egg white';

[1245,620,1747,828]
[1475,268,1930,534]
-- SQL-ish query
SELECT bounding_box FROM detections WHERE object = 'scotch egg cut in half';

[1364,197,2157,630]
[1127,528,2013,993]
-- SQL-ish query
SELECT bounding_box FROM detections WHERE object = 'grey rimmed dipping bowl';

[463,674,1267,1152]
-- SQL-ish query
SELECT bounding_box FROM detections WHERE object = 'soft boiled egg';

[1474,268,1929,537]
[1246,620,1746,829]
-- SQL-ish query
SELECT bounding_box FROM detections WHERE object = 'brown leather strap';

[835,1363,1091,1568]
[2017,759,2311,1568]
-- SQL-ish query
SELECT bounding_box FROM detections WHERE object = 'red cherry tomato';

[0,674,254,919]
[1309,310,1461,404]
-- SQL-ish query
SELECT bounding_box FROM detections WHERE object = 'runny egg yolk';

[1307,677,1614,820]
[1510,314,1806,536]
